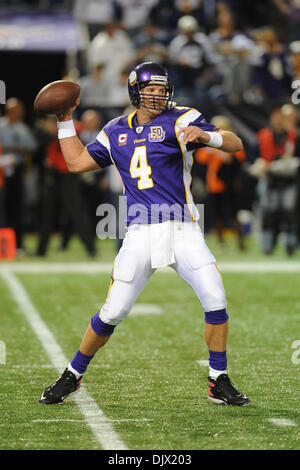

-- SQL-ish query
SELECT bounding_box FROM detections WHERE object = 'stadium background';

[0,0,300,258]
[1,0,300,454]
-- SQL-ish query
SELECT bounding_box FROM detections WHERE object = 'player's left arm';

[177,126,243,153]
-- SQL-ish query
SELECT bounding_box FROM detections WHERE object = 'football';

[34,80,80,115]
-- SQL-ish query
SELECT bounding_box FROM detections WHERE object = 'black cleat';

[39,368,82,405]
[208,374,251,406]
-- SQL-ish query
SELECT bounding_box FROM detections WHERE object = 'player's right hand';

[56,97,80,122]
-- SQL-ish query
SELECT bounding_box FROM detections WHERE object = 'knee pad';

[205,308,228,324]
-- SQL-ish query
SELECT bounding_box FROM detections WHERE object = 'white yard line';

[0,262,113,274]
[196,360,209,367]
[11,364,112,369]
[131,304,163,315]
[1,270,128,451]
[1,260,300,274]
[268,418,296,427]
[32,419,86,423]
[218,262,300,273]
[32,418,152,424]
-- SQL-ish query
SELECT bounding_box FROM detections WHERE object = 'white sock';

[67,362,83,379]
[209,367,227,380]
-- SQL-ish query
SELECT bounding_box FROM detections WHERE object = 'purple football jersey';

[86,106,217,225]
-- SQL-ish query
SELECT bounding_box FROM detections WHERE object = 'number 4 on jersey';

[129,146,153,190]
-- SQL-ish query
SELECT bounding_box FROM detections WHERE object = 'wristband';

[205,131,223,148]
[57,120,76,139]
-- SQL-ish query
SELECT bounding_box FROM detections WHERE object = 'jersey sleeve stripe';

[175,109,200,222]
[175,108,201,129]
[96,129,114,164]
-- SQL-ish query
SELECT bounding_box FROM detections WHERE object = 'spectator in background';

[105,68,131,110]
[0,98,36,253]
[0,138,5,228]
[88,21,136,85]
[115,0,160,36]
[257,107,297,163]
[167,0,208,30]
[147,0,177,30]
[36,117,96,258]
[78,63,109,109]
[281,103,299,131]
[168,15,216,103]
[289,40,300,80]
[78,109,107,235]
[134,22,169,67]
[222,34,254,104]
[73,0,116,40]
[149,0,217,31]
[272,0,300,42]
[250,27,292,104]
[208,3,242,88]
[209,2,239,48]
[195,115,246,250]
[289,99,300,246]
[29,116,60,233]
[252,107,299,255]
[79,109,101,144]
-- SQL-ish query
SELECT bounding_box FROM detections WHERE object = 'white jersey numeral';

[129,146,153,189]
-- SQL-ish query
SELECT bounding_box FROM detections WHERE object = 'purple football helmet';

[128,62,175,110]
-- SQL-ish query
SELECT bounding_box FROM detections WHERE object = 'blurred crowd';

[1,0,300,257]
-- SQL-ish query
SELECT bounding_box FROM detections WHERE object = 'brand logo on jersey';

[118,133,128,146]
[136,126,144,134]
[148,126,165,142]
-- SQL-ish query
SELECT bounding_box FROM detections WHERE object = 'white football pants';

[99,221,227,326]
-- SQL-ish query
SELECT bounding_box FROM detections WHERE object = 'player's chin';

[152,106,164,114]
[143,103,165,115]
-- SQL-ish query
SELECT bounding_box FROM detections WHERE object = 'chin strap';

[167,100,176,109]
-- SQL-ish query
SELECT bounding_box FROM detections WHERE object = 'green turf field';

[0,234,300,450]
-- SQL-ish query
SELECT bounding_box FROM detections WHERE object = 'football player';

[39,62,250,406]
